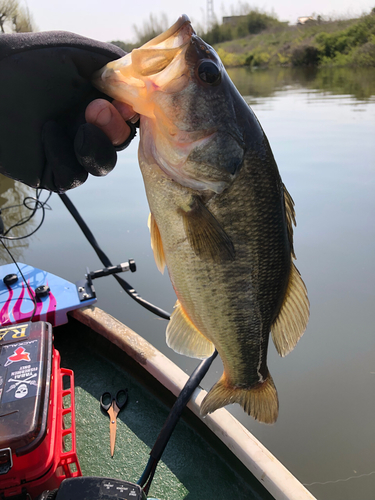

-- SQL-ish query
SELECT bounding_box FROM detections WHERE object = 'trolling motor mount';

[76,260,136,303]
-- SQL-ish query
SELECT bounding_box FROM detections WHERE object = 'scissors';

[100,389,128,457]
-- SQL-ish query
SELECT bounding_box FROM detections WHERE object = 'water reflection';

[228,66,375,102]
[0,175,37,261]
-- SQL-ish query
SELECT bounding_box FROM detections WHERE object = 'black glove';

[0,31,135,192]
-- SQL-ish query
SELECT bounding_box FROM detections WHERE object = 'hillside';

[211,12,375,68]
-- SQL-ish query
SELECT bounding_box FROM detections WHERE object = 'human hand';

[85,99,138,152]
[0,31,137,192]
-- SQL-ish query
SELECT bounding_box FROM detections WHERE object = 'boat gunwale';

[70,305,316,500]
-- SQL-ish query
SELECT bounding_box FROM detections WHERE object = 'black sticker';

[2,362,40,403]
[0,323,30,346]
[0,340,40,403]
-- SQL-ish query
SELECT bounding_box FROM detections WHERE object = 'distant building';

[297,16,315,25]
[222,15,247,25]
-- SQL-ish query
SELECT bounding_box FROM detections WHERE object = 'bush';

[316,13,375,60]
[245,51,272,67]
[246,10,278,34]
[204,9,282,44]
[204,23,234,45]
[350,40,375,66]
[216,48,246,66]
[291,45,320,66]
[110,40,137,52]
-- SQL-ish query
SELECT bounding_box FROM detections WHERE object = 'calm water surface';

[1,67,374,500]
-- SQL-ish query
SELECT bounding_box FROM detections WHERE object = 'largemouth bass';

[93,15,309,423]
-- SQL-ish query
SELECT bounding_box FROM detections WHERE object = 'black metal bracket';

[76,267,96,302]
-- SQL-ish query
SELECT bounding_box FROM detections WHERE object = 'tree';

[133,13,169,45]
[12,5,33,32]
[0,0,34,33]
[0,0,17,33]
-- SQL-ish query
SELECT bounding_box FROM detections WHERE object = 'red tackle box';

[0,321,81,498]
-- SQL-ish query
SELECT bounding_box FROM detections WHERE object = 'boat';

[0,194,316,500]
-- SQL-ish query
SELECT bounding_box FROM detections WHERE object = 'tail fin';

[200,373,279,424]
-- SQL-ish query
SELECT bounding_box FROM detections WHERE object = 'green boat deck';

[54,318,274,500]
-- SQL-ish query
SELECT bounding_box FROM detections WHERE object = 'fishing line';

[0,239,37,321]
[0,188,51,321]
[58,193,171,320]
[0,188,170,319]
[303,470,375,487]
[0,189,52,241]
[0,188,217,495]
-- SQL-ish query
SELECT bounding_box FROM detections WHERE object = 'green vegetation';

[203,10,286,45]
[110,7,375,67]
[212,9,375,68]
[110,40,137,53]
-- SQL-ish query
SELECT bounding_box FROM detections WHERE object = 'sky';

[25,0,374,43]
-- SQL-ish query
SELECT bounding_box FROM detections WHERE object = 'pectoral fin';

[166,300,215,359]
[148,212,166,273]
[271,262,309,357]
[178,197,235,262]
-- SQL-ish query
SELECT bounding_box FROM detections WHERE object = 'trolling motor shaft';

[88,260,136,280]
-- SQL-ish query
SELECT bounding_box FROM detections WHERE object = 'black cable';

[142,461,157,496]
[138,349,218,491]
[58,192,219,494]
[58,193,171,320]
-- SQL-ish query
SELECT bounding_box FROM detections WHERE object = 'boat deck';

[55,318,274,500]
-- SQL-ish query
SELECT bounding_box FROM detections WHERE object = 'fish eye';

[197,61,221,86]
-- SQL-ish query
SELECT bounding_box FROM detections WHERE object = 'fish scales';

[93,14,309,423]
[148,146,290,372]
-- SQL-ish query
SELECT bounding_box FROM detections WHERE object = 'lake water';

[1,66,374,500]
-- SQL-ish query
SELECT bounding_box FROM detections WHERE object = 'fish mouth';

[93,15,195,111]
[141,14,193,50]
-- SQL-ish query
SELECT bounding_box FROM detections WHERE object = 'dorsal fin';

[166,300,215,359]
[148,212,166,274]
[271,262,309,357]
[283,183,296,259]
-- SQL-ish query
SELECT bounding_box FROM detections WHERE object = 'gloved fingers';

[85,99,131,147]
[42,121,88,192]
[75,123,117,176]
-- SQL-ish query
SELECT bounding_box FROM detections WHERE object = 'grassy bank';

[212,11,375,68]
[111,10,375,68]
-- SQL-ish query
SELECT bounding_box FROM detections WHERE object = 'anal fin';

[148,212,166,273]
[166,300,215,359]
[271,262,309,357]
